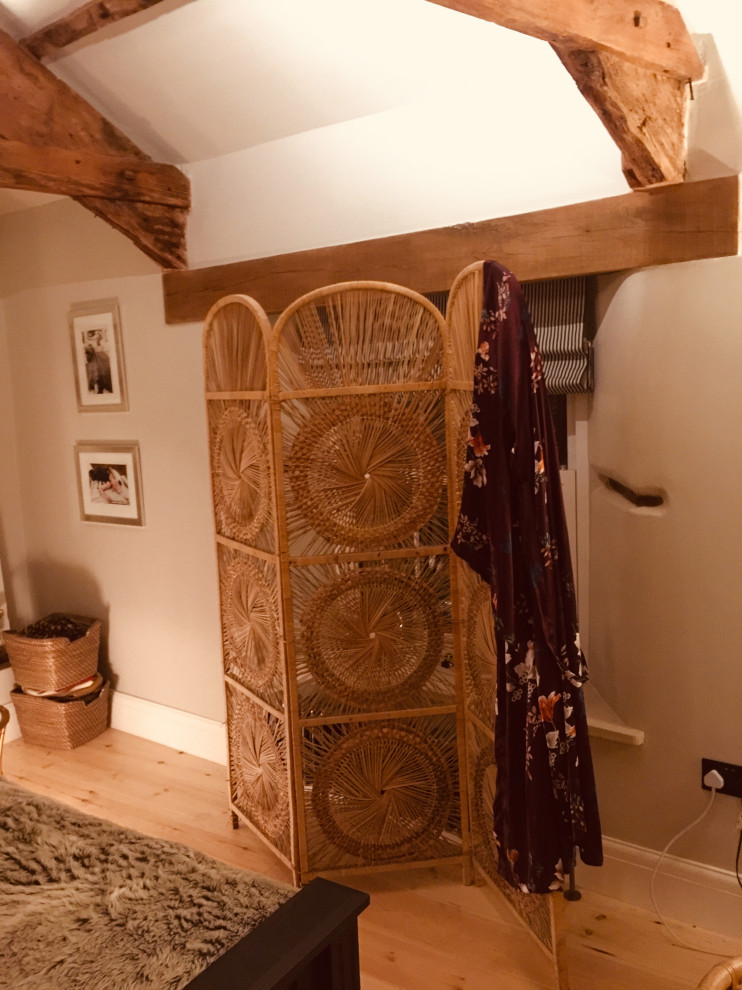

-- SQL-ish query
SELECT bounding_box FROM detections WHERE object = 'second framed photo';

[74,441,144,526]
[68,298,128,412]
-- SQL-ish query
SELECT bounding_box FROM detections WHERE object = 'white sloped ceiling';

[1,0,741,218]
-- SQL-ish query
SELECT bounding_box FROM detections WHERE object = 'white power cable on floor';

[650,771,733,956]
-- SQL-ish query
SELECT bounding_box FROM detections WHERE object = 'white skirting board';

[578,837,742,941]
[109,690,228,767]
[0,676,228,762]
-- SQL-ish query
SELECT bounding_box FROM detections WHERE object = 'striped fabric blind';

[428,274,593,395]
[522,276,593,394]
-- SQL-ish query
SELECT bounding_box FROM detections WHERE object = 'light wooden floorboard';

[3,728,741,990]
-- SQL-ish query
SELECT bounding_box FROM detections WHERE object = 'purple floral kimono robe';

[452,261,602,894]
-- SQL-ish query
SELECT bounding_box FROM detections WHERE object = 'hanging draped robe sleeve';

[452,260,602,894]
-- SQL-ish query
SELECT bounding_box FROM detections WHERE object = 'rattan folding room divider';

[202,270,567,981]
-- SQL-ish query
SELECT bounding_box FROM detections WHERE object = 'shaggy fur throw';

[0,778,293,989]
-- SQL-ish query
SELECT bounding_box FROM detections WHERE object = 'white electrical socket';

[703,768,725,790]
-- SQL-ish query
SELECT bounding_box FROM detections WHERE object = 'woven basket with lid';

[4,613,100,694]
[11,679,109,750]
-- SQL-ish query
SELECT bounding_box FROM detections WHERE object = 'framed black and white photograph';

[74,441,144,526]
[68,299,128,412]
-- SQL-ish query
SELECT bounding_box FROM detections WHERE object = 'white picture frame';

[74,441,144,526]
[68,298,128,412]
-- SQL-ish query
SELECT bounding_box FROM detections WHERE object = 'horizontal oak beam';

[0,138,190,206]
[426,0,704,81]
[162,175,739,324]
[20,0,169,59]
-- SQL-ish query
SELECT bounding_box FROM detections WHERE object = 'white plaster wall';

[0,297,31,627]
[589,256,742,871]
[0,221,224,719]
[0,198,159,295]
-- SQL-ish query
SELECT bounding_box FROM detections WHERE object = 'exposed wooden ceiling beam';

[20,0,169,60]
[162,175,739,324]
[81,196,189,266]
[426,0,704,80]
[426,0,703,189]
[0,138,190,206]
[553,44,687,186]
[0,29,187,269]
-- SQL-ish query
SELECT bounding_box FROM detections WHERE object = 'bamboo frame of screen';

[203,275,569,988]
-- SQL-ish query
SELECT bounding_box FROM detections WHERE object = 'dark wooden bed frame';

[185,876,369,990]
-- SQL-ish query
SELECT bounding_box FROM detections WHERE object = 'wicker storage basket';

[11,679,109,750]
[4,614,100,694]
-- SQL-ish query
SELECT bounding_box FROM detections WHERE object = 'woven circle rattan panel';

[308,716,458,868]
[446,261,483,384]
[226,684,291,855]
[219,547,282,707]
[452,389,474,506]
[469,733,498,880]
[466,720,556,954]
[303,567,441,708]
[212,404,271,544]
[463,569,497,725]
[284,392,447,553]
[273,282,446,391]
[204,295,270,393]
[203,282,472,884]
